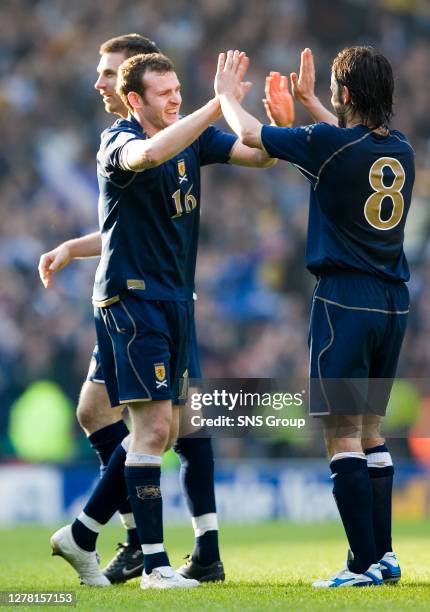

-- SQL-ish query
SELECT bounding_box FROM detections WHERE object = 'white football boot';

[347,547,401,584]
[380,552,401,583]
[312,563,383,588]
[140,565,200,589]
[51,525,110,587]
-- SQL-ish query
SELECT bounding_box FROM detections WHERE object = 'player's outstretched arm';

[228,139,277,167]
[124,51,253,172]
[263,72,295,128]
[38,231,101,289]
[291,48,337,125]
[216,50,264,150]
[123,95,222,171]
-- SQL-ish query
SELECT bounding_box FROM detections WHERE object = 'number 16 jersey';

[261,123,415,282]
[93,115,236,305]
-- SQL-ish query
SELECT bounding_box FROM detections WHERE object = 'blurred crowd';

[2,0,430,458]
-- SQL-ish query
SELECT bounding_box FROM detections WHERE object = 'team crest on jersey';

[154,362,167,389]
[178,159,188,183]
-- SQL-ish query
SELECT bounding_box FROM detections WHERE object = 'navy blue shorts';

[93,294,194,407]
[88,303,201,386]
[309,270,409,416]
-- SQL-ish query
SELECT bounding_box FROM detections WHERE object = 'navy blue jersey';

[261,123,415,281]
[93,115,236,304]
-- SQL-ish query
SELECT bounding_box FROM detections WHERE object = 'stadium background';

[1,0,430,526]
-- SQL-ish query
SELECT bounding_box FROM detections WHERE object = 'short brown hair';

[117,53,175,112]
[332,46,394,128]
[99,33,159,59]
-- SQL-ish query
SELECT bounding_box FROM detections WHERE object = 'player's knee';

[325,437,363,458]
[143,422,171,453]
[76,396,97,431]
[323,415,363,457]
[76,381,116,434]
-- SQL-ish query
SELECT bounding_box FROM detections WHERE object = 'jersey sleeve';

[261,123,343,184]
[198,125,237,166]
[97,126,153,187]
[98,127,144,172]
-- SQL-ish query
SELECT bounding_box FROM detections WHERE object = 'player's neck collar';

[347,121,366,129]
[347,122,389,137]
[128,113,146,134]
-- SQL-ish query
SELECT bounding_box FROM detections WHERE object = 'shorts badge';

[154,363,168,389]
[154,363,166,381]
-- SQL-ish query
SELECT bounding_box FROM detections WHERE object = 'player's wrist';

[61,240,76,260]
[218,90,235,99]
[299,93,319,109]
[275,117,293,128]
[208,96,222,119]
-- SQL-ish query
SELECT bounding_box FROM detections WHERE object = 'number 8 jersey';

[93,115,236,306]
[261,123,415,281]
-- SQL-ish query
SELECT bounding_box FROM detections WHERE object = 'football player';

[215,46,413,587]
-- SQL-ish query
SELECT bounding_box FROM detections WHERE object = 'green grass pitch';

[0,521,429,610]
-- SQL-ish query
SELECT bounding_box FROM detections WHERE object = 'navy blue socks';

[365,444,394,559]
[71,442,129,551]
[84,443,128,524]
[193,530,220,566]
[124,455,169,574]
[174,437,220,565]
[88,421,139,548]
[174,437,216,517]
[88,421,129,474]
[330,453,378,574]
[71,515,100,552]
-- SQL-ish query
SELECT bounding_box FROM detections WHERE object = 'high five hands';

[215,47,323,128]
[263,48,318,126]
[215,49,296,128]
[264,48,336,126]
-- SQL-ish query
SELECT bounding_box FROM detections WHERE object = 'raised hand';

[290,48,337,124]
[215,50,251,100]
[290,47,316,105]
[263,71,295,127]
